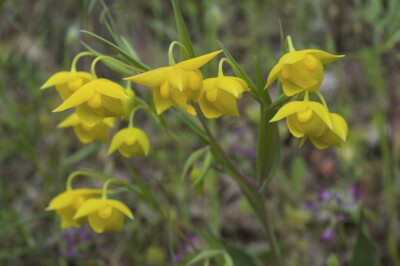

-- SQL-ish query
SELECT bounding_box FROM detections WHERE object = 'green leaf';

[186,249,224,265]
[350,224,380,266]
[80,41,132,76]
[171,0,195,60]
[181,148,207,181]
[80,30,151,71]
[192,151,212,187]
[253,56,266,102]
[170,108,209,144]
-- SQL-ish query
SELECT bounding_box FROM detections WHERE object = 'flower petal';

[152,87,174,115]
[41,71,75,89]
[46,189,102,211]
[309,136,330,149]
[286,115,305,138]
[285,63,319,88]
[176,50,222,70]
[306,102,332,129]
[58,113,80,128]
[270,101,308,122]
[74,198,106,219]
[167,67,188,92]
[214,90,239,117]
[331,113,348,141]
[303,49,344,64]
[125,67,169,87]
[106,199,134,219]
[265,62,283,89]
[93,79,129,99]
[108,128,132,154]
[199,97,222,118]
[280,79,306,96]
[132,128,150,156]
[53,85,95,112]
[216,76,247,97]
[76,104,103,126]
[281,51,307,65]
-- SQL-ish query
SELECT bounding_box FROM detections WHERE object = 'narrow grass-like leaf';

[81,30,151,71]
[171,0,195,60]
[81,41,133,76]
[186,249,224,265]
[87,0,97,14]
[181,148,207,181]
[170,108,209,144]
[121,36,140,60]
[192,151,212,187]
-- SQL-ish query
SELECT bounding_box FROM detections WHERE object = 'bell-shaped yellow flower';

[265,50,343,96]
[270,101,333,139]
[125,51,221,115]
[108,128,150,158]
[309,113,348,149]
[198,76,249,118]
[58,113,115,144]
[46,189,103,229]
[74,198,133,233]
[52,78,129,126]
[41,71,92,100]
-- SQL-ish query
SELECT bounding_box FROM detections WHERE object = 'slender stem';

[66,170,109,191]
[265,94,292,113]
[286,35,296,52]
[168,41,190,65]
[218,58,238,77]
[128,106,143,128]
[71,52,94,72]
[315,91,329,111]
[101,178,142,199]
[192,104,257,190]
[91,56,144,79]
[304,90,309,101]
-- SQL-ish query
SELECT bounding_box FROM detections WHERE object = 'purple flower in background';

[173,254,182,262]
[349,184,361,201]
[337,213,348,223]
[77,227,92,242]
[232,127,246,137]
[305,200,318,210]
[65,247,78,258]
[63,232,75,245]
[321,229,332,242]
[319,189,330,201]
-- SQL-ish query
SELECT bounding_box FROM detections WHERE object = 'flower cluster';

[266,45,349,149]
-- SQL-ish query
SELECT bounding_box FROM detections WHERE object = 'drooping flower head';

[58,113,115,144]
[108,127,150,158]
[270,101,332,138]
[52,78,129,126]
[309,113,348,149]
[74,198,133,233]
[265,50,343,96]
[46,189,103,228]
[41,71,92,100]
[198,76,249,118]
[125,51,221,115]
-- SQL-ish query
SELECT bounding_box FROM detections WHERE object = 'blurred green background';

[0,0,399,265]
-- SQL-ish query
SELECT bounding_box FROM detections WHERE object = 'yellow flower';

[270,101,333,139]
[41,71,92,100]
[74,198,133,233]
[309,113,349,149]
[108,128,150,158]
[125,51,221,115]
[198,76,249,118]
[58,113,115,144]
[46,189,103,229]
[52,78,129,126]
[265,50,343,96]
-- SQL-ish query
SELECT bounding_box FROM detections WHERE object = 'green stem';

[101,178,142,199]
[91,56,143,79]
[128,106,143,128]
[265,94,292,113]
[168,41,190,65]
[66,170,109,191]
[304,91,309,101]
[315,91,329,111]
[217,58,236,77]
[71,52,94,72]
[193,103,282,264]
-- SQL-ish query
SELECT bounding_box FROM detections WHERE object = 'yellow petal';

[286,115,305,138]
[58,113,80,128]
[101,96,126,117]
[76,104,103,126]
[199,97,222,118]
[216,76,247,97]
[74,198,106,219]
[309,137,329,149]
[176,50,222,70]
[124,67,169,87]
[73,125,95,144]
[213,90,239,117]
[106,199,134,219]
[41,71,75,89]
[202,78,218,91]
[330,113,348,141]
[108,128,132,154]
[280,79,306,96]
[187,70,203,91]
[53,85,95,112]
[270,101,308,122]
[153,87,174,115]
[281,51,307,65]
[57,207,82,228]
[87,209,124,233]
[167,67,188,92]
[303,49,344,64]
[46,189,102,211]
[132,128,150,156]
[285,63,319,88]
[265,62,283,89]
[55,84,73,100]
[306,102,333,129]
[92,79,129,99]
